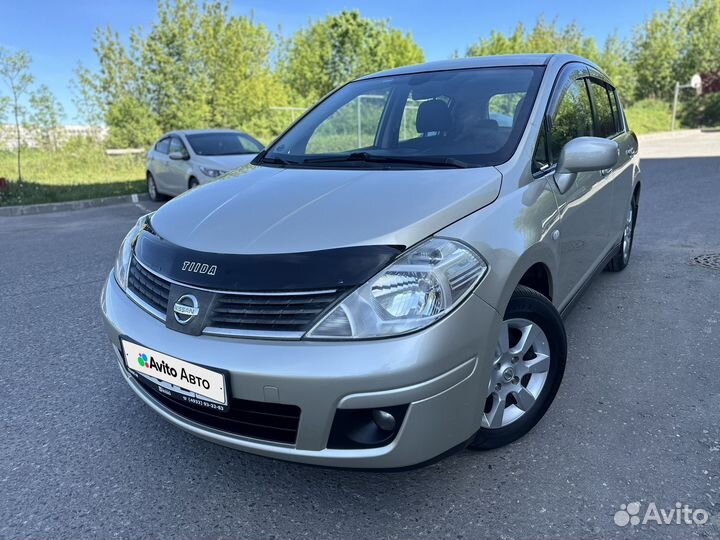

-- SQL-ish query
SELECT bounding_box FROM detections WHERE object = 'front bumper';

[101,274,501,468]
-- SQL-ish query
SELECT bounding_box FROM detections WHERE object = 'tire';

[188,177,200,190]
[469,286,567,450]
[605,193,638,272]
[147,172,164,202]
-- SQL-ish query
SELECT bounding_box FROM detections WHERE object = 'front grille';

[209,290,341,333]
[127,257,344,337]
[136,376,301,444]
[128,258,170,314]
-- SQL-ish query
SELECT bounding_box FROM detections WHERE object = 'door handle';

[601,168,613,176]
[626,148,637,157]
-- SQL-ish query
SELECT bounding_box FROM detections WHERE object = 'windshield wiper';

[302,152,468,168]
[257,153,299,166]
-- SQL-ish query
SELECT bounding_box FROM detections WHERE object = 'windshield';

[261,66,544,169]
[186,132,263,156]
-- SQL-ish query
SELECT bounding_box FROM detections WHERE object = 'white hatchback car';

[146,129,264,200]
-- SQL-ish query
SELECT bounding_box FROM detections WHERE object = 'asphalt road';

[1,131,719,539]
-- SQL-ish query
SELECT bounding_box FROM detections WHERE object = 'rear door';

[586,73,636,242]
[544,65,616,306]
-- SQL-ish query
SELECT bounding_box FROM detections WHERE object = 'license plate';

[121,339,227,406]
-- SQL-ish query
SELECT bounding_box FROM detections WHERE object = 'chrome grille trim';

[203,327,304,340]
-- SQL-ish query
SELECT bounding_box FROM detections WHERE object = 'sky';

[0,0,670,124]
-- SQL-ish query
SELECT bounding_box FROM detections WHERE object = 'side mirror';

[554,137,619,193]
[169,151,188,161]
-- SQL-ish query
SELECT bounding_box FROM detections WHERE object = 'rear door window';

[589,81,617,138]
[609,87,625,134]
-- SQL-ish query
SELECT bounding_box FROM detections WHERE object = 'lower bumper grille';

[136,376,301,444]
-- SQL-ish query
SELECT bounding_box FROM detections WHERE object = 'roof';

[357,54,597,80]
[169,128,244,136]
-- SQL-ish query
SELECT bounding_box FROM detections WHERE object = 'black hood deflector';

[133,231,403,292]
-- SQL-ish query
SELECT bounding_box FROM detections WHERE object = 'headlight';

[307,238,488,339]
[114,213,153,291]
[199,166,226,178]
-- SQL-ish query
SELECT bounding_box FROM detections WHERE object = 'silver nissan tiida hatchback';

[102,54,640,469]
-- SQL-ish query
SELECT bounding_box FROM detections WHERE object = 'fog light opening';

[327,404,408,449]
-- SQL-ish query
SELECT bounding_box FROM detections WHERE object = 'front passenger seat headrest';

[416,99,451,134]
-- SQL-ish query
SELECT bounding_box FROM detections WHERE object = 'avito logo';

[136,352,178,378]
[134,350,213,393]
[137,353,150,368]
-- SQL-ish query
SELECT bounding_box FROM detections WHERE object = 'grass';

[0,141,145,206]
[625,99,675,135]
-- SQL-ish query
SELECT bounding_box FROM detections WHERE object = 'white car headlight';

[114,213,153,291]
[307,238,488,339]
[199,166,226,178]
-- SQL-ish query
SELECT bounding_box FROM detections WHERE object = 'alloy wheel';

[622,204,634,263]
[148,176,157,199]
[482,318,551,429]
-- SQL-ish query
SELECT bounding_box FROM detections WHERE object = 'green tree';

[0,95,9,126]
[0,47,34,180]
[71,64,103,127]
[631,4,686,100]
[467,17,599,58]
[137,0,209,132]
[76,0,289,144]
[73,25,143,141]
[29,84,65,151]
[106,95,160,148]
[466,17,635,98]
[599,35,636,102]
[678,0,720,127]
[281,10,424,103]
[197,2,290,138]
[681,0,720,76]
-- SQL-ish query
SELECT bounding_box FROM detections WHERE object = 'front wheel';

[469,286,566,450]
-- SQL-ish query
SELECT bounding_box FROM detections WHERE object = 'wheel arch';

[517,262,553,302]
[475,241,559,318]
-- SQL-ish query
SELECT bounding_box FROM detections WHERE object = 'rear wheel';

[147,172,164,202]
[606,194,637,272]
[469,286,566,450]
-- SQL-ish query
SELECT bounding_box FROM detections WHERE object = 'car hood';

[150,165,501,254]
[194,154,256,171]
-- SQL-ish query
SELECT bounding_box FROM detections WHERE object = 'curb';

[637,129,701,141]
[0,192,150,217]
